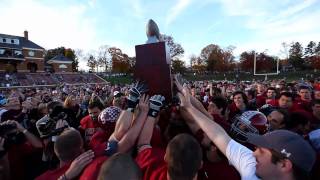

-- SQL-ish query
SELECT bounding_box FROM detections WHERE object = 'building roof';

[47,54,73,64]
[0,33,44,50]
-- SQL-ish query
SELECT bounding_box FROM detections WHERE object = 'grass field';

[101,71,320,84]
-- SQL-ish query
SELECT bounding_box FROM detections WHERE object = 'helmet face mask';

[230,111,268,143]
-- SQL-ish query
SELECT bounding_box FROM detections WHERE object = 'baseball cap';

[113,91,123,98]
[98,106,121,124]
[247,130,316,172]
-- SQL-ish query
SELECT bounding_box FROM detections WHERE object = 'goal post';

[253,53,280,80]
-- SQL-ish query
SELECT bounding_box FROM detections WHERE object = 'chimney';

[24,30,28,40]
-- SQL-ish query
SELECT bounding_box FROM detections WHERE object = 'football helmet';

[230,111,268,142]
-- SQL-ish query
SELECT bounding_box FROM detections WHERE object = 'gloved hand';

[148,95,165,118]
[126,81,149,112]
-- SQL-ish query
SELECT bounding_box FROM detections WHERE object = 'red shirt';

[8,142,38,180]
[79,156,108,180]
[80,115,100,142]
[292,99,312,113]
[35,163,71,180]
[256,94,266,108]
[136,148,167,180]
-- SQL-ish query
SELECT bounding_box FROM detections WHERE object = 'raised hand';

[64,150,95,179]
[127,81,149,112]
[138,94,150,113]
[148,95,165,118]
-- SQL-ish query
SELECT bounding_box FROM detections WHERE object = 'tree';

[305,41,316,57]
[289,42,304,70]
[97,45,111,72]
[86,54,97,72]
[316,42,320,56]
[108,47,131,73]
[240,51,255,72]
[199,44,235,72]
[160,34,184,60]
[171,59,186,74]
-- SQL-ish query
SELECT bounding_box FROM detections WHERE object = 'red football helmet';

[230,111,268,142]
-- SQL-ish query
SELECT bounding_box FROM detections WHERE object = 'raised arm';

[178,89,231,156]
[116,94,149,153]
[137,95,165,152]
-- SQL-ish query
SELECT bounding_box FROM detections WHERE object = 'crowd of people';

[0,75,319,180]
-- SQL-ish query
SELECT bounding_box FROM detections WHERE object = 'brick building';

[47,54,73,72]
[0,31,45,73]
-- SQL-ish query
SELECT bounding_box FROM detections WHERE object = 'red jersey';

[292,99,312,113]
[35,163,71,180]
[136,148,167,180]
[80,115,100,142]
[79,156,108,180]
[8,141,39,180]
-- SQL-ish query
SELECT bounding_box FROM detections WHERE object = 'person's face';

[257,84,266,94]
[253,147,282,179]
[314,91,320,100]
[233,94,244,107]
[266,90,276,99]
[267,111,284,131]
[312,103,320,117]
[88,107,101,121]
[208,102,222,115]
[278,96,292,109]
[299,89,311,102]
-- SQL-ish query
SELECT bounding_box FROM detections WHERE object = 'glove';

[126,81,149,112]
[148,95,165,117]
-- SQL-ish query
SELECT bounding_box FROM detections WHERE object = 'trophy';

[134,19,173,103]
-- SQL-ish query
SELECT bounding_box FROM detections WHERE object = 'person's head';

[278,92,293,109]
[112,91,125,108]
[54,129,84,162]
[286,111,311,135]
[267,109,289,131]
[88,100,104,121]
[208,96,227,116]
[266,87,277,99]
[257,83,266,94]
[298,86,312,102]
[313,88,320,100]
[245,89,256,101]
[64,95,76,108]
[165,133,202,180]
[98,153,142,180]
[98,106,121,138]
[248,130,316,180]
[233,91,248,108]
[312,99,320,118]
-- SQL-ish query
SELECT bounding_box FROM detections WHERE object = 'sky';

[1,0,320,70]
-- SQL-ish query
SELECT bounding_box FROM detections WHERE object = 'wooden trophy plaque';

[134,41,173,103]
